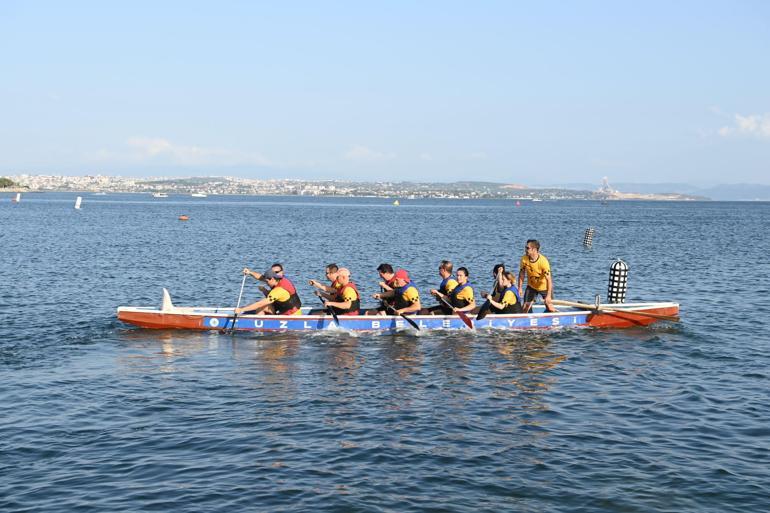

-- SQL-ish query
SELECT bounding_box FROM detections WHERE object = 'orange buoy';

[178,215,189,221]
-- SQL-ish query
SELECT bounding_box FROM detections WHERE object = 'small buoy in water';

[583,227,595,247]
[178,215,189,221]
[393,200,400,206]
[515,200,521,207]
[75,196,82,209]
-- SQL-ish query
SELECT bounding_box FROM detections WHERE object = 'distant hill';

[546,182,770,201]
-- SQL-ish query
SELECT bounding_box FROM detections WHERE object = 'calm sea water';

[1,193,769,512]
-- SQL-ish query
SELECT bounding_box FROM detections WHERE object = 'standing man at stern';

[518,240,556,313]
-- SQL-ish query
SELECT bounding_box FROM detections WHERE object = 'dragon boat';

[116,289,680,333]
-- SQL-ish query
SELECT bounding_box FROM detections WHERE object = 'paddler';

[235,269,302,316]
[321,268,361,316]
[365,263,397,315]
[518,239,556,313]
[427,260,459,314]
[434,266,475,313]
[308,263,341,299]
[244,263,288,297]
[482,271,523,313]
[372,269,421,316]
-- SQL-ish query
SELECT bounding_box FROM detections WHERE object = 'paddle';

[224,273,248,334]
[383,302,420,331]
[436,295,474,329]
[552,299,680,322]
[315,291,340,326]
[476,268,503,321]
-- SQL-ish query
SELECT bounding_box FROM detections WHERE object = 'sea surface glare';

[1,194,769,512]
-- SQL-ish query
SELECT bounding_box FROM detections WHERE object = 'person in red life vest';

[322,268,360,315]
[244,262,289,297]
[308,263,341,299]
[365,263,397,315]
[432,266,475,314]
[372,269,421,316]
[235,269,302,316]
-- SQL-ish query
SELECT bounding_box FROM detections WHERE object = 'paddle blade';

[401,314,420,331]
[457,310,474,329]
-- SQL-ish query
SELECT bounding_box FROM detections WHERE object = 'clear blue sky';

[2,1,769,184]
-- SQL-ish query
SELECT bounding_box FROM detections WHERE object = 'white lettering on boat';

[304,321,312,329]
[254,320,263,328]
[530,318,538,327]
[552,317,560,326]
[507,319,516,326]
[396,320,404,328]
[443,319,451,328]
[279,320,288,329]
[573,316,578,324]
[372,321,380,329]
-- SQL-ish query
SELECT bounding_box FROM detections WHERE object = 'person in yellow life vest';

[322,268,360,315]
[308,263,341,299]
[432,266,475,314]
[518,239,556,313]
[372,269,421,315]
[235,270,302,316]
[483,271,523,314]
[428,260,459,314]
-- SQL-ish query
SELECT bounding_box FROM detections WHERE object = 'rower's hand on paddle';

[378,281,387,289]
[242,267,251,276]
[481,291,489,299]
[430,289,438,296]
[373,293,381,300]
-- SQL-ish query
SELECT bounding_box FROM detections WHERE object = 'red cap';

[394,269,410,282]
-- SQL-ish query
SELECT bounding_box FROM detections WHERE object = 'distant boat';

[531,198,542,202]
[12,193,21,203]
[75,196,82,209]
[191,193,207,198]
[393,200,400,206]
[93,192,107,196]
[152,192,169,198]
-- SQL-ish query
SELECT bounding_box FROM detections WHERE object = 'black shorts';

[523,286,548,303]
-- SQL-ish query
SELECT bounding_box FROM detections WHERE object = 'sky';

[1,1,769,185]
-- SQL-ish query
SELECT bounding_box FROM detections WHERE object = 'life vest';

[490,286,522,314]
[439,276,454,295]
[450,282,472,308]
[273,277,302,315]
[332,281,360,315]
[393,283,419,310]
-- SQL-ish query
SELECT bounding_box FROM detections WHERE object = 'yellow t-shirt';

[500,290,518,307]
[401,286,420,304]
[267,287,301,315]
[340,286,358,302]
[443,278,459,294]
[454,285,474,303]
[519,254,551,291]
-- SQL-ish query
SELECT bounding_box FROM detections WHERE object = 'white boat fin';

[161,288,175,312]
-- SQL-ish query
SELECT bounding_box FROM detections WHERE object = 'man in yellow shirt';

[373,269,421,315]
[518,239,555,313]
[428,260,459,314]
[235,270,302,316]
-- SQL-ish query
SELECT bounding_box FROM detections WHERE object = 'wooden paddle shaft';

[552,299,680,322]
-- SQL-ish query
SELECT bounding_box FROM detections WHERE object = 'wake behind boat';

[116,289,680,333]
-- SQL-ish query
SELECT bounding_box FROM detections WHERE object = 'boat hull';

[117,302,679,332]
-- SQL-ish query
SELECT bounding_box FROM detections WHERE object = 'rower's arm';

[235,296,271,315]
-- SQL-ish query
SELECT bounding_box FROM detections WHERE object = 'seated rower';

[309,263,341,300]
[481,271,523,314]
[365,263,397,315]
[427,260,459,314]
[244,262,290,297]
[433,266,475,314]
[235,269,302,316]
[322,268,360,316]
[372,269,421,316]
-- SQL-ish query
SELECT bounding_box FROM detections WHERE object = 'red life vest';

[273,277,301,314]
[333,281,360,315]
